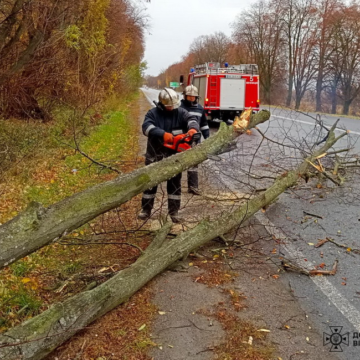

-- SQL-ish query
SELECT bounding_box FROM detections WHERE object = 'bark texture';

[0,119,346,360]
[0,110,270,269]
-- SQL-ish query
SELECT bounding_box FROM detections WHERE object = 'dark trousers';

[187,165,198,189]
[141,158,182,215]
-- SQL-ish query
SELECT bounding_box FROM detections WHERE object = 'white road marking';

[271,114,360,136]
[141,89,156,107]
[255,211,360,330]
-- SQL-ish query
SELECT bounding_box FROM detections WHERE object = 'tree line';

[146,0,360,116]
[0,0,148,121]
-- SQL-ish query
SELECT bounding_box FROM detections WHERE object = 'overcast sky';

[142,0,256,76]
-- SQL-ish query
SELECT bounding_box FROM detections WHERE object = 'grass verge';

[0,93,156,360]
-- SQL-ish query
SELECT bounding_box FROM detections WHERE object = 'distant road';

[261,106,360,154]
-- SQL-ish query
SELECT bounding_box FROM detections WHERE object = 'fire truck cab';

[186,62,260,124]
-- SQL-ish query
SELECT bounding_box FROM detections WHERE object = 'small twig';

[322,170,342,186]
[315,239,328,248]
[309,260,338,276]
[281,260,310,276]
[219,235,229,246]
[327,148,351,156]
[187,319,214,332]
[303,211,323,219]
[281,259,339,276]
[73,135,121,174]
[326,237,360,255]
[256,127,301,151]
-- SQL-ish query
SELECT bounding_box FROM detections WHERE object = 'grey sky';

[142,0,256,76]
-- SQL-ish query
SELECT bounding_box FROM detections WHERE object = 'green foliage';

[10,260,34,277]
[81,0,110,55]
[24,107,133,206]
[0,0,146,119]
[124,62,148,91]
[6,291,42,315]
[65,25,82,50]
[62,261,82,275]
[0,278,42,330]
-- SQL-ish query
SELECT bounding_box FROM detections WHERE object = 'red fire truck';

[184,62,260,124]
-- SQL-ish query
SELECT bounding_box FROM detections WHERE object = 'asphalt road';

[141,87,360,359]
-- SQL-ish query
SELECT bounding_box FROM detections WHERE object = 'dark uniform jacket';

[180,99,210,140]
[142,105,199,161]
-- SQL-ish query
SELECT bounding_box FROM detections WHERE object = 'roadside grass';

[0,92,156,357]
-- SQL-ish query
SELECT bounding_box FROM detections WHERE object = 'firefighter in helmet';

[180,85,210,195]
[138,87,199,223]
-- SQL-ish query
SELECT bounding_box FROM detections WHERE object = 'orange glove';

[187,128,198,137]
[163,132,174,144]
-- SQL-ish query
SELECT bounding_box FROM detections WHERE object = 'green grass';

[0,94,140,332]
[24,109,134,206]
[0,281,42,329]
[62,260,82,275]
[10,260,34,277]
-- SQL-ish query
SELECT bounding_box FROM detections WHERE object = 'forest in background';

[146,0,360,116]
[0,0,147,121]
[0,0,148,181]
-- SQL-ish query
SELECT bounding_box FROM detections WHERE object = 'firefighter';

[138,87,200,223]
[180,85,210,195]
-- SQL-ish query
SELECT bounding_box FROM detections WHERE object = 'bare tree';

[330,3,360,115]
[313,0,341,112]
[280,0,317,107]
[293,7,318,109]
[189,32,231,65]
[232,0,286,104]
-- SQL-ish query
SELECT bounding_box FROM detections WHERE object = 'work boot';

[188,187,201,196]
[137,210,151,220]
[169,211,182,223]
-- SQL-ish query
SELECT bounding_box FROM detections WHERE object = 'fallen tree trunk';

[0,110,270,269]
[0,120,346,360]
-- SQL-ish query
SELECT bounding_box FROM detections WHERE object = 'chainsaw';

[163,132,201,152]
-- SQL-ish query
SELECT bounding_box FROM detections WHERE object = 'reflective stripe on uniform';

[227,120,234,124]
[168,194,181,200]
[188,120,198,127]
[142,194,156,199]
[188,169,198,173]
[200,125,209,130]
[144,124,156,136]
[172,129,183,135]
[189,111,201,117]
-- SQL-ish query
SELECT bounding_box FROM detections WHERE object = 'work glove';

[187,128,198,137]
[163,132,174,144]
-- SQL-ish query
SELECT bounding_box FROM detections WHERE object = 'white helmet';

[158,88,180,109]
[183,85,198,97]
